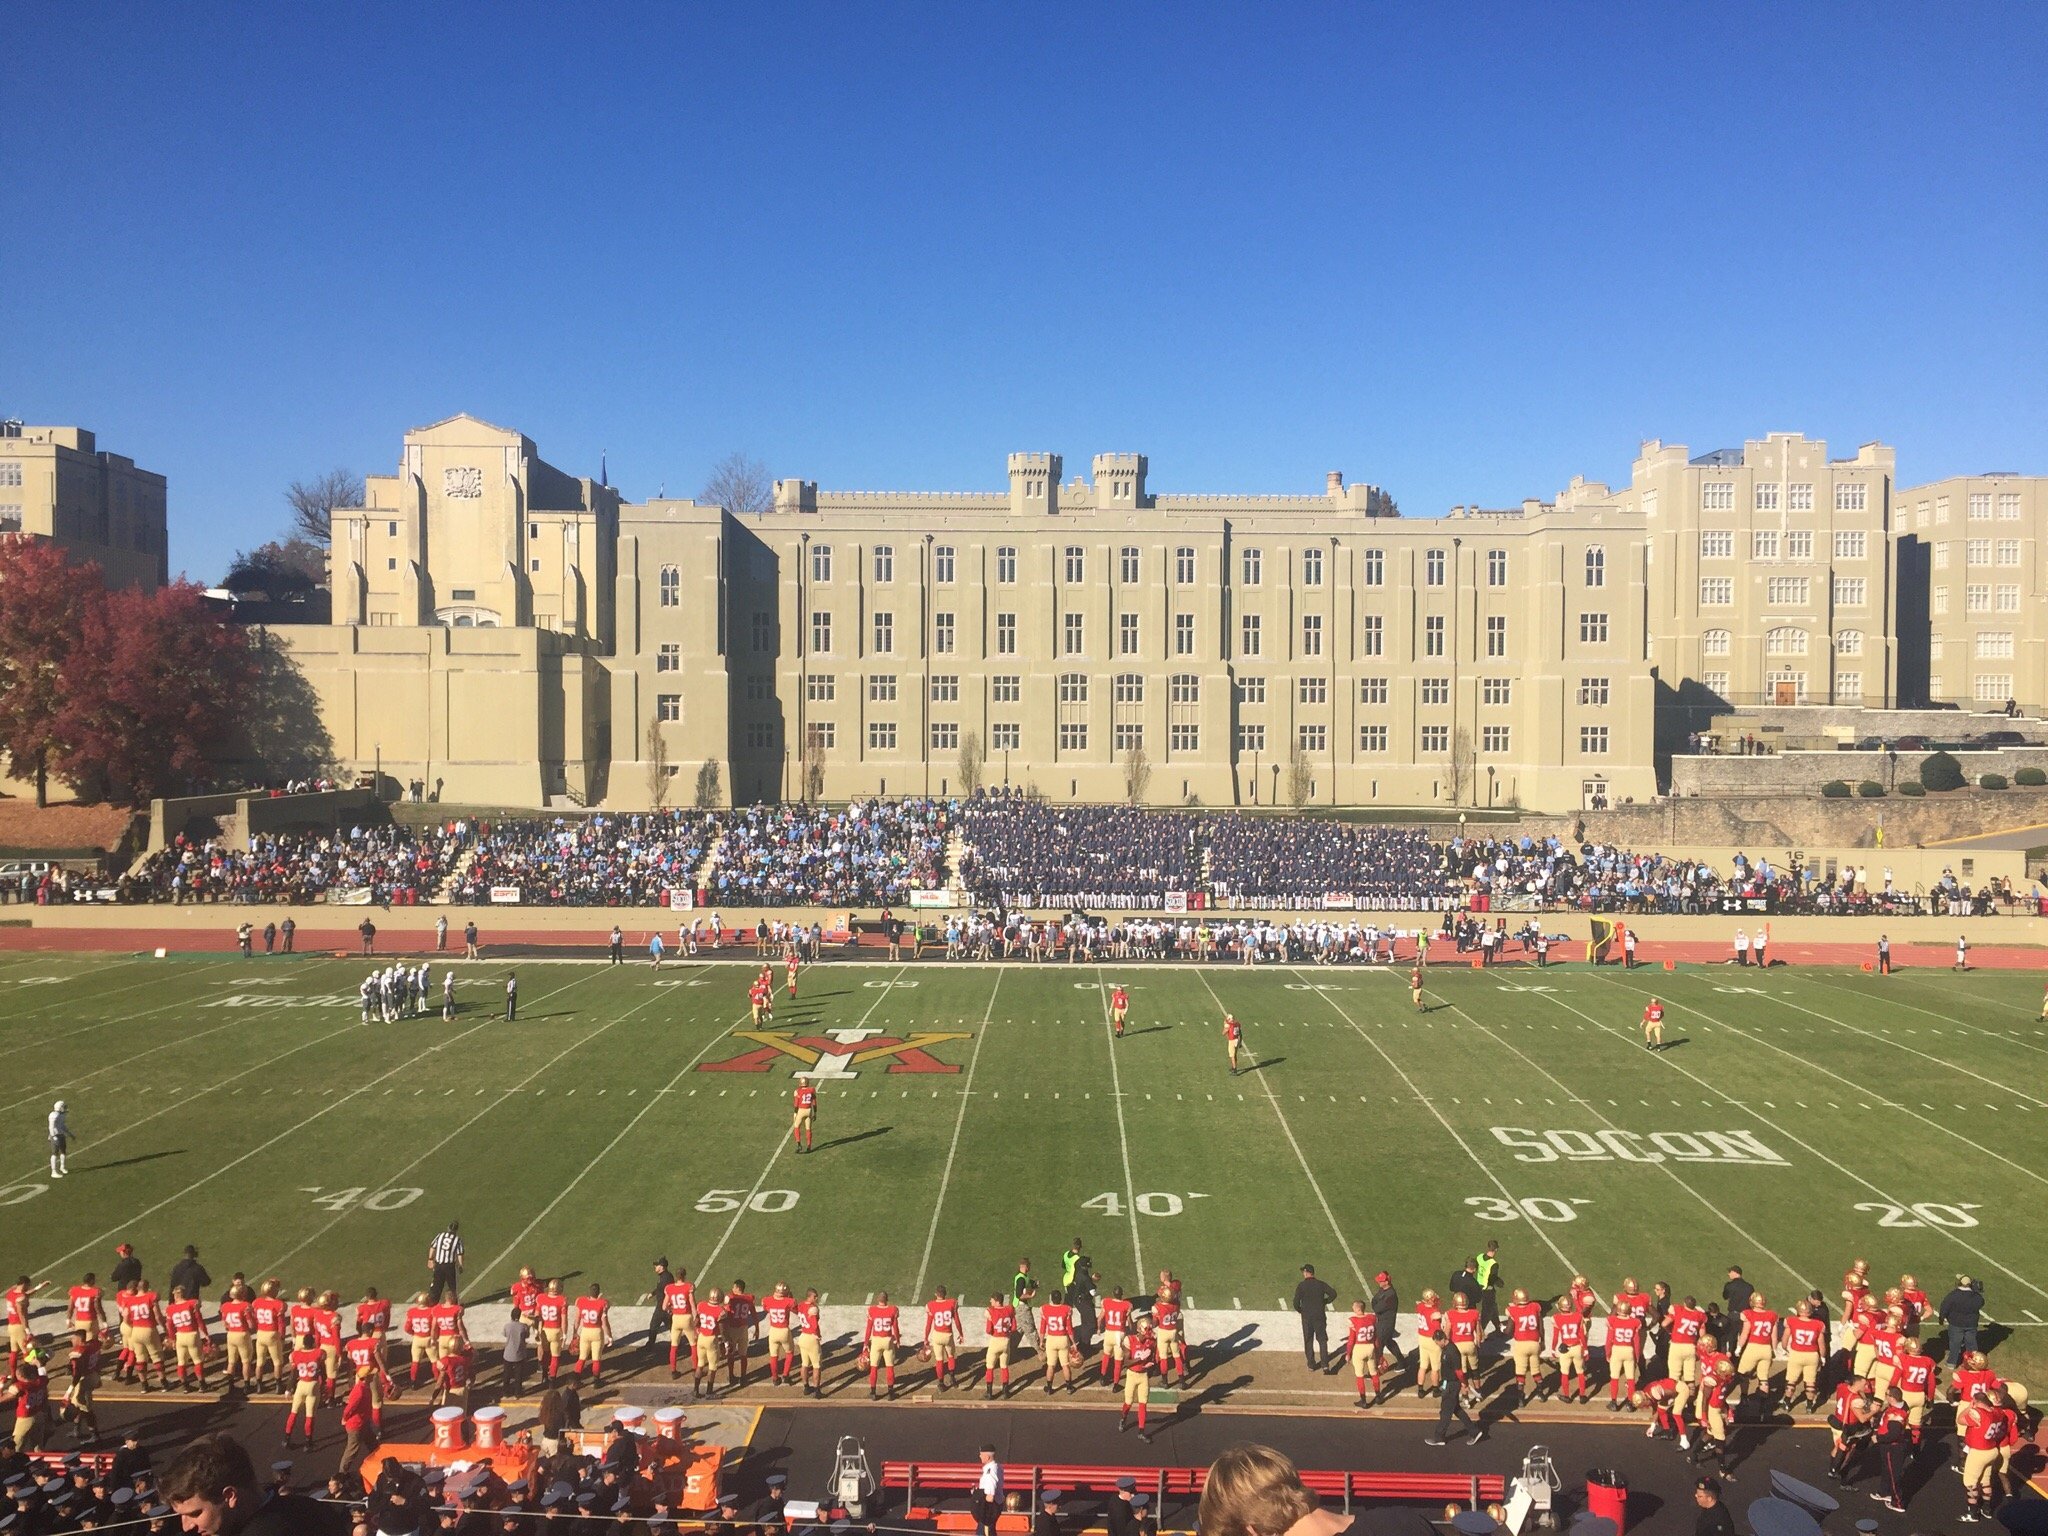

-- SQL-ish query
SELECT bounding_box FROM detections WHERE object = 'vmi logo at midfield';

[699,1026,971,1081]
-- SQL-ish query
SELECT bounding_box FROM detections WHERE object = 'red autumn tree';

[0,539,104,806]
[57,580,255,804]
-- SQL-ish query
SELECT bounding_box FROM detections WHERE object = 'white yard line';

[1290,966,1590,1285]
[1193,970,1366,1293]
[911,966,1007,1298]
[1092,966,1146,1288]
[0,959,244,1062]
[27,969,601,1276]
[1756,980,2048,1107]
[1593,972,2048,1191]
[1572,976,2048,1302]
[695,966,912,1281]
[256,982,680,1274]
[1799,973,2048,1059]
[1888,971,2046,1021]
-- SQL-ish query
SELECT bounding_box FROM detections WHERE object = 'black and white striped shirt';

[429,1229,463,1266]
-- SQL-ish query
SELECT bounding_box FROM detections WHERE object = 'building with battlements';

[0,421,168,589]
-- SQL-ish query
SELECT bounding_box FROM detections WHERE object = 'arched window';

[1836,630,1864,656]
[1584,546,1606,587]
[1701,629,1732,657]
[659,566,680,608]
[1766,627,1809,656]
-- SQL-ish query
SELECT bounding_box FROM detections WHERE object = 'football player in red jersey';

[792,1081,818,1154]
[787,950,799,998]
[312,1292,345,1402]
[508,1266,542,1322]
[402,1292,436,1385]
[663,1270,696,1379]
[164,1287,209,1393]
[219,1283,255,1390]
[1958,1387,2018,1521]
[724,1279,757,1387]
[1735,1292,1780,1402]
[1110,986,1129,1039]
[1551,1305,1590,1403]
[66,1274,105,1350]
[1151,1283,1188,1384]
[1641,998,1665,1049]
[1604,1311,1643,1408]
[863,1292,900,1399]
[431,1340,475,1412]
[572,1285,611,1380]
[284,1335,323,1449]
[922,1285,960,1389]
[60,1328,100,1445]
[1344,1301,1381,1408]
[1641,1375,1688,1445]
[535,1280,571,1380]
[344,1322,393,1433]
[1414,1289,1446,1397]
[1118,1315,1158,1442]
[1896,1340,1939,1442]
[250,1280,287,1391]
[354,1287,392,1373]
[1040,1289,1077,1393]
[123,1280,166,1392]
[1782,1300,1826,1410]
[762,1283,796,1384]
[1098,1287,1131,1384]
[983,1293,1017,1398]
[797,1288,824,1396]
[3,1276,44,1378]
[1506,1289,1545,1404]
[1827,1378,1875,1482]
[1223,1012,1243,1075]
[1666,1294,1706,1388]
[691,1288,726,1397]
[1691,1360,1735,1475]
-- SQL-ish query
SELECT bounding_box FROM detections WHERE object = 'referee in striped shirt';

[428,1222,464,1304]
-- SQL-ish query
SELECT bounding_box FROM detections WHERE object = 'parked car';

[0,861,52,883]
[1845,737,1887,751]
[1891,735,1932,751]
[1973,730,2029,748]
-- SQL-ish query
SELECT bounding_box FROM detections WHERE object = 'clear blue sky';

[5,4,2044,582]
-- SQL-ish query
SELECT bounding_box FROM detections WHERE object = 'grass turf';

[1,949,2043,1381]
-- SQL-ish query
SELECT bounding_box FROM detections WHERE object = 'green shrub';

[1857,780,1886,797]
[1980,772,2009,790]
[1821,780,1851,798]
[1920,751,1966,792]
[1899,781,1927,797]
[2016,766,2046,787]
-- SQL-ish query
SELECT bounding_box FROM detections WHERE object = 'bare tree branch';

[286,469,364,546]
[700,453,772,517]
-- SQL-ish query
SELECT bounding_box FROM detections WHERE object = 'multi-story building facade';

[0,422,167,589]
[1893,473,2048,712]
[281,418,1658,810]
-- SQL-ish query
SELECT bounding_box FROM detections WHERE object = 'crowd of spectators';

[956,802,1199,908]
[1207,815,1454,907]
[120,824,465,905]
[703,799,948,906]
[450,812,712,907]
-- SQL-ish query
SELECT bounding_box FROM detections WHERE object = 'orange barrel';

[614,1405,647,1436]
[653,1407,686,1441]
[431,1407,466,1450]
[472,1406,506,1449]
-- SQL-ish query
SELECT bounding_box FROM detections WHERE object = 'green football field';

[1,948,2043,1379]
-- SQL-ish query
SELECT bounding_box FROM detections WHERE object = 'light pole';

[1486,765,1496,808]
[374,742,381,799]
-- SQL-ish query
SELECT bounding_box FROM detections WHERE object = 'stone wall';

[1514,788,2048,851]
[1671,748,2048,797]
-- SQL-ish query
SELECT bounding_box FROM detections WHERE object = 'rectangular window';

[1114,722,1144,753]
[810,612,833,653]
[1487,549,1508,586]
[1064,546,1085,583]
[657,643,681,672]
[744,722,777,751]
[1359,676,1388,705]
[1584,547,1606,587]
[1358,724,1388,752]
[1298,676,1326,705]
[1788,483,1814,511]
[1702,630,1733,656]
[873,611,894,652]
[1997,539,2021,566]
[934,545,955,584]
[1579,725,1610,755]
[1171,674,1200,705]
[1754,483,1779,512]
[868,674,898,702]
[1120,546,1140,584]
[1425,548,1446,586]
[1702,670,1730,695]
[1420,724,1449,754]
[1969,493,1992,521]
[1975,674,2014,703]
[1578,676,1610,705]
[1064,612,1086,655]
[873,545,894,582]
[934,612,955,653]
[1175,546,1196,584]
[1119,612,1140,655]
[1934,542,1951,569]
[1976,632,2015,659]
[1299,724,1327,753]
[930,674,959,702]
[1700,530,1733,559]
[1481,725,1510,753]
[996,613,1016,654]
[1424,615,1445,656]
[996,547,1017,584]
[1752,529,1780,560]
[1362,548,1385,587]
[1059,722,1088,751]
[749,611,773,652]
[1174,612,1195,655]
[1836,672,1863,703]
[811,544,832,583]
[1967,584,1990,614]
[1421,676,1450,706]
[1236,676,1266,705]
[1786,530,1813,560]
[1701,482,1734,511]
[1241,547,1262,586]
[806,673,835,701]
[1238,724,1268,752]
[1485,615,1506,657]
[1301,547,1324,587]
[0,463,19,487]
[1578,612,1609,643]
[1058,673,1089,704]
[1169,723,1199,753]
[1837,630,1864,656]
[868,721,898,751]
[807,721,836,750]
[992,675,1021,703]
[1833,577,1866,606]
[1836,482,1868,512]
[1115,673,1145,704]
[1997,584,2021,613]
[1933,587,1949,616]
[1765,578,1809,606]
[657,694,681,723]
[1700,578,1733,605]
[1481,677,1512,705]
[931,722,959,751]
[1362,615,1384,657]
[1936,496,1951,523]
[1999,492,2022,520]
[1241,614,1262,656]
[1968,538,1992,566]
[1301,613,1323,656]
[1834,530,1867,560]
[990,723,1020,750]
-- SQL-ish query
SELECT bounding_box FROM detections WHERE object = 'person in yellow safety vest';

[1475,1242,1504,1337]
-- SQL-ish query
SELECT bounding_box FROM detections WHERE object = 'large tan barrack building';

[0,422,168,590]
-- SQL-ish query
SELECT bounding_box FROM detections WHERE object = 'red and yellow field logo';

[698,1025,970,1080]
